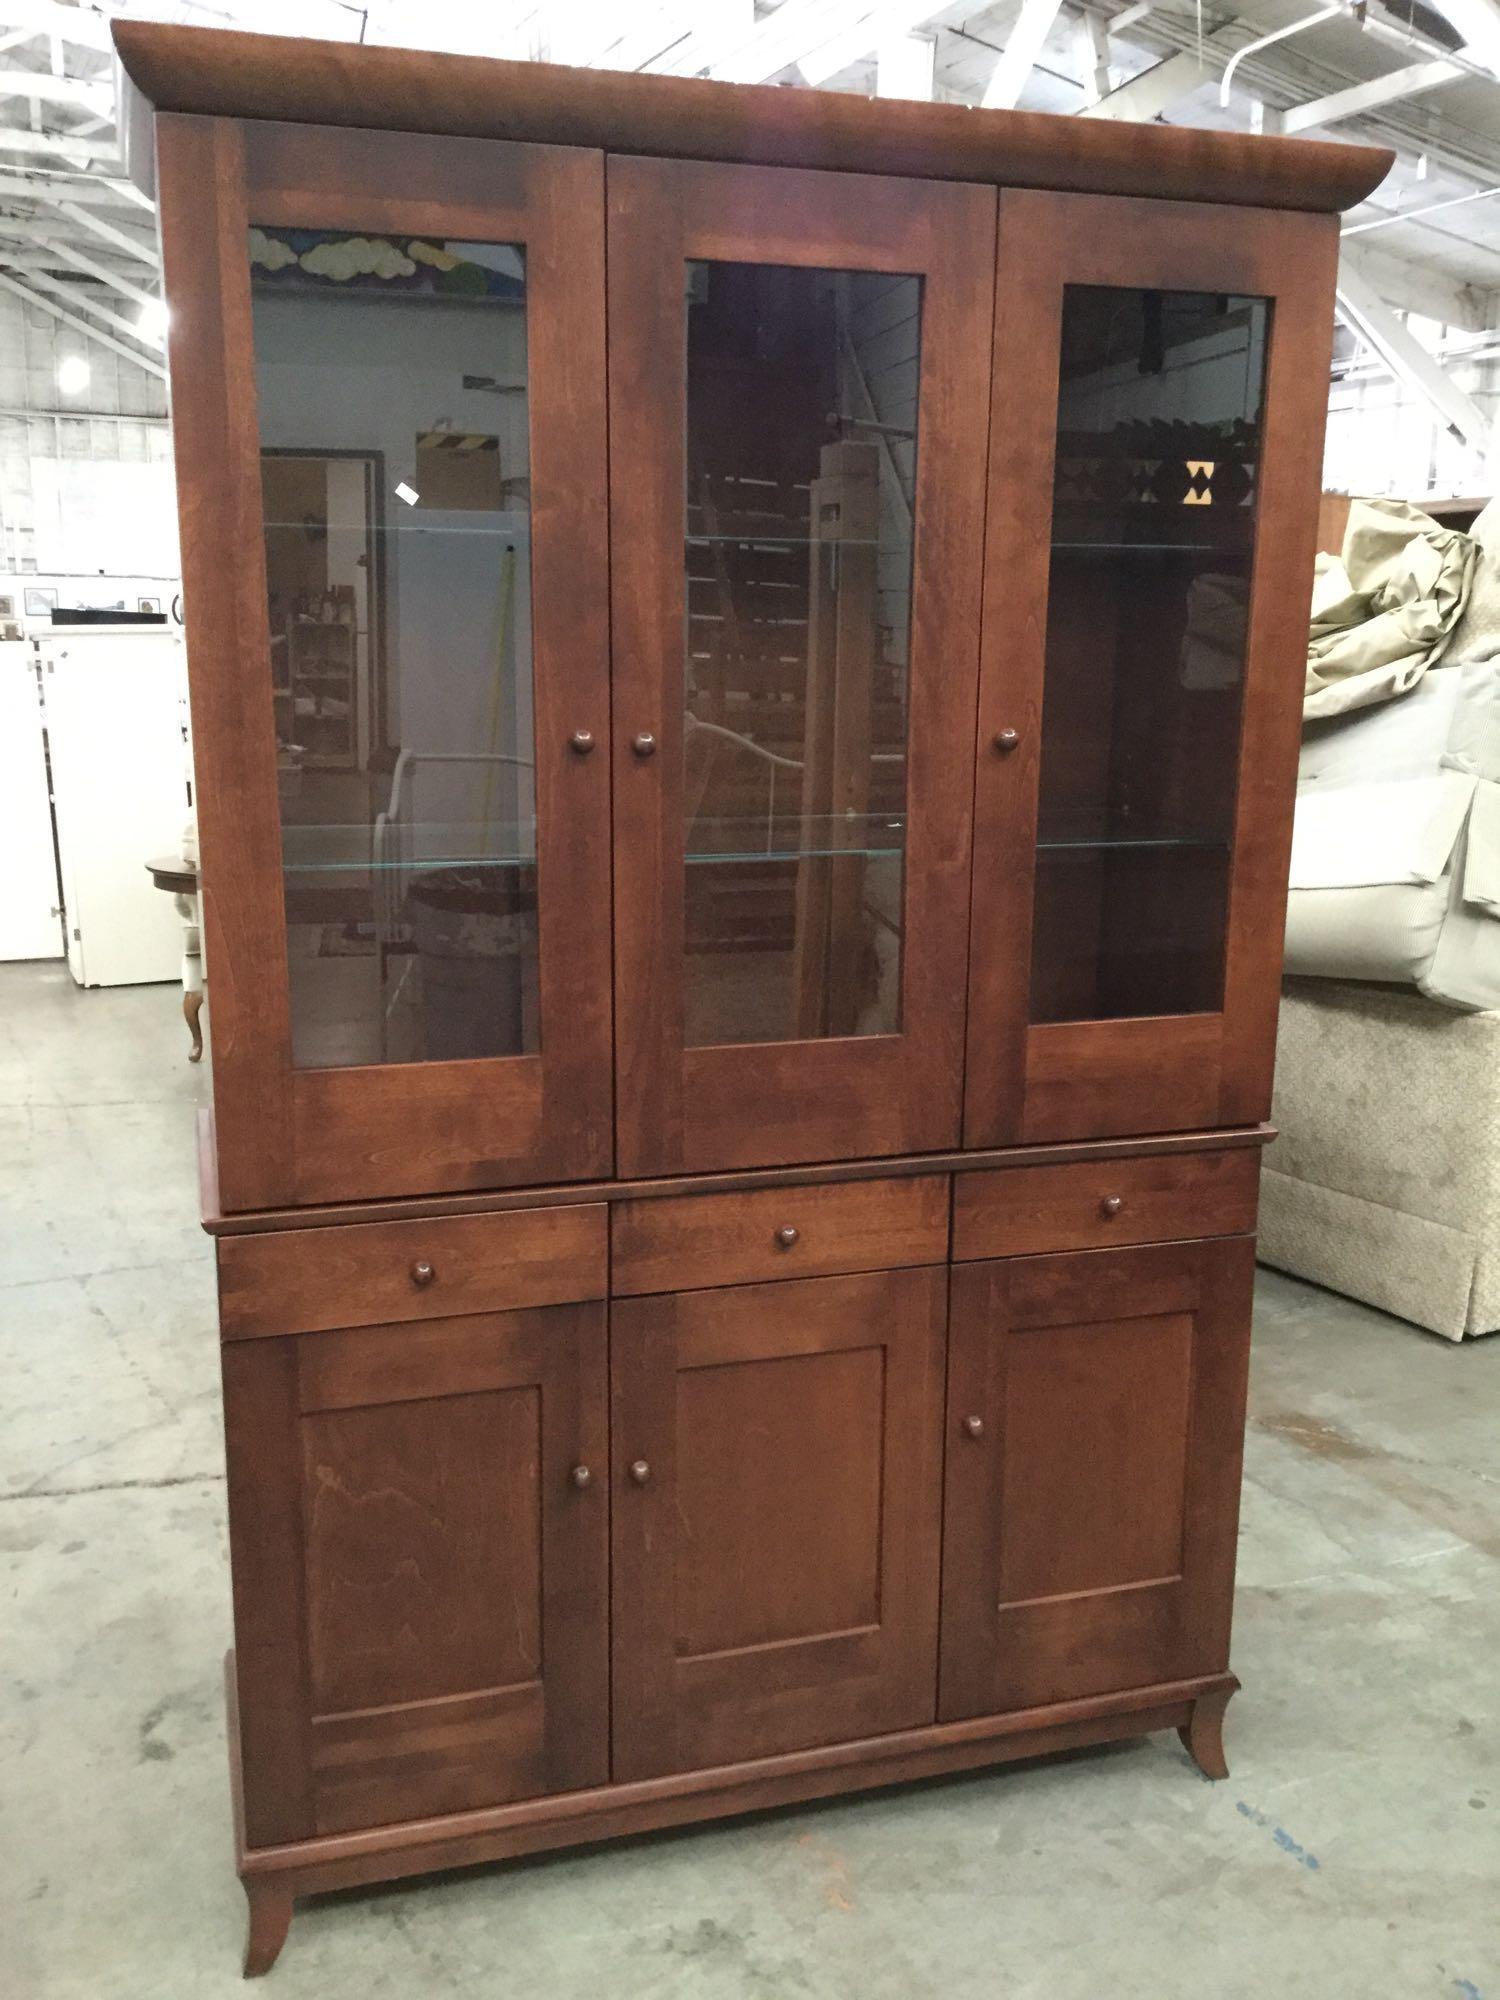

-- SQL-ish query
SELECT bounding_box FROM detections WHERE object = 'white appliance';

[0,640,62,961]
[41,628,191,987]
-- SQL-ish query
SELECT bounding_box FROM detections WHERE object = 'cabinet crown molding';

[113,19,1391,216]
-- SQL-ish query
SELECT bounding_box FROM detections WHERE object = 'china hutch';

[118,18,1390,1975]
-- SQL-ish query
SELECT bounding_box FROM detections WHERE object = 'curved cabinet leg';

[1179,1681,1237,1781]
[242,1881,294,1979]
[184,988,204,1063]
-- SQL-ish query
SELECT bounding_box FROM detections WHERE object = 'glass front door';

[1029,284,1268,1027]
[250,229,540,1073]
[609,157,996,1176]
[682,260,919,1050]
[965,188,1338,1146]
[159,123,612,1207]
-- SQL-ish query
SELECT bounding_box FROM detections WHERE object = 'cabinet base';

[226,1656,1238,1976]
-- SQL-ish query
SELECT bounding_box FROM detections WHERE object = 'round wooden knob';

[569,729,595,755]
[1099,1195,1124,1218]
[410,1260,436,1288]
[570,1464,592,1489]
[628,1459,651,1486]
[963,1414,985,1440]
[632,732,657,757]
[774,1224,800,1249]
[993,728,1020,753]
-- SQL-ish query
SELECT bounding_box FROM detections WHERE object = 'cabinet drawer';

[611,1176,949,1296]
[218,1204,607,1338]
[951,1148,1259,1262]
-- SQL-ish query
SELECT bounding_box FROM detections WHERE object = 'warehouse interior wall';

[0,293,177,577]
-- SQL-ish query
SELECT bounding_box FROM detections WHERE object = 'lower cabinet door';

[939,1237,1254,1720]
[224,1301,609,1844]
[611,1267,947,1779]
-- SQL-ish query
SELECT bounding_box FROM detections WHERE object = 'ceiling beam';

[675,0,863,84]
[0,167,147,207]
[0,268,166,378]
[48,197,156,265]
[1335,260,1494,455]
[982,0,1066,108]
[1075,10,1113,104]
[802,3,941,85]
[5,259,164,349]
[1279,58,1463,134]
[1339,239,1497,333]
[33,231,156,309]
[0,2,113,51]
[1077,46,1213,118]
[0,125,118,166]
[0,68,113,115]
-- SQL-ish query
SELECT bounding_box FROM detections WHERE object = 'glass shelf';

[1036,807,1231,854]
[685,533,879,549]
[281,820,537,875]
[1051,538,1255,555]
[281,815,906,875]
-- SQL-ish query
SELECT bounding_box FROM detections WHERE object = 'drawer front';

[951,1148,1259,1262]
[219,1204,608,1338]
[611,1176,949,1297]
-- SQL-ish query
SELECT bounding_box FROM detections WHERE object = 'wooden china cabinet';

[118,18,1389,1975]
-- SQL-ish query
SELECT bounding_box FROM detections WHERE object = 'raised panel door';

[608,156,995,1174]
[611,1267,946,1779]
[939,1238,1254,1719]
[223,1300,608,1845]
[156,116,612,1207]
[965,190,1341,1144]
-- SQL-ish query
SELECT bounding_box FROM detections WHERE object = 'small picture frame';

[138,595,163,615]
[0,594,13,618]
[24,587,57,618]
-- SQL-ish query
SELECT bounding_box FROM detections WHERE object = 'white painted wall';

[1324,314,1499,502]
[0,292,176,578]
[253,283,534,825]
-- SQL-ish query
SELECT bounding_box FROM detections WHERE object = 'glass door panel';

[1029,285,1268,1025]
[250,229,540,1071]
[157,123,611,1207]
[610,157,994,1175]
[683,261,918,1048]
[965,190,1339,1146]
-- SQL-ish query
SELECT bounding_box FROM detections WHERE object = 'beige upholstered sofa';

[1260,977,1500,1340]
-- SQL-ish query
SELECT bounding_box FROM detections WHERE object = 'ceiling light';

[57,354,90,395]
[394,480,419,506]
[136,299,169,342]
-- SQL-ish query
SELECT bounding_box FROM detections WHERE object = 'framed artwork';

[24,587,57,617]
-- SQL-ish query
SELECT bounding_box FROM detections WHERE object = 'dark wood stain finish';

[611,1268,946,1779]
[952,1146,1259,1260]
[609,154,993,1175]
[115,20,1389,213]
[133,25,1353,1971]
[966,192,1340,1146]
[939,1238,1255,1718]
[611,1175,948,1295]
[217,1203,607,1338]
[160,117,613,1211]
[227,1303,609,1850]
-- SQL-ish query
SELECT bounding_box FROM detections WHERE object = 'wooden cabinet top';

[114,19,1390,216]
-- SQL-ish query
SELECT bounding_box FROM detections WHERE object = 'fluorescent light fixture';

[136,299,169,342]
[394,480,420,506]
[57,354,90,395]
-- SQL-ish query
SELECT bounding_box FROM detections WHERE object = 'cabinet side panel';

[1217,221,1340,1125]
[157,113,294,1210]
[221,1332,315,1844]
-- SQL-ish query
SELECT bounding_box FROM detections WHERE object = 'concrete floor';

[1,958,1496,2000]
